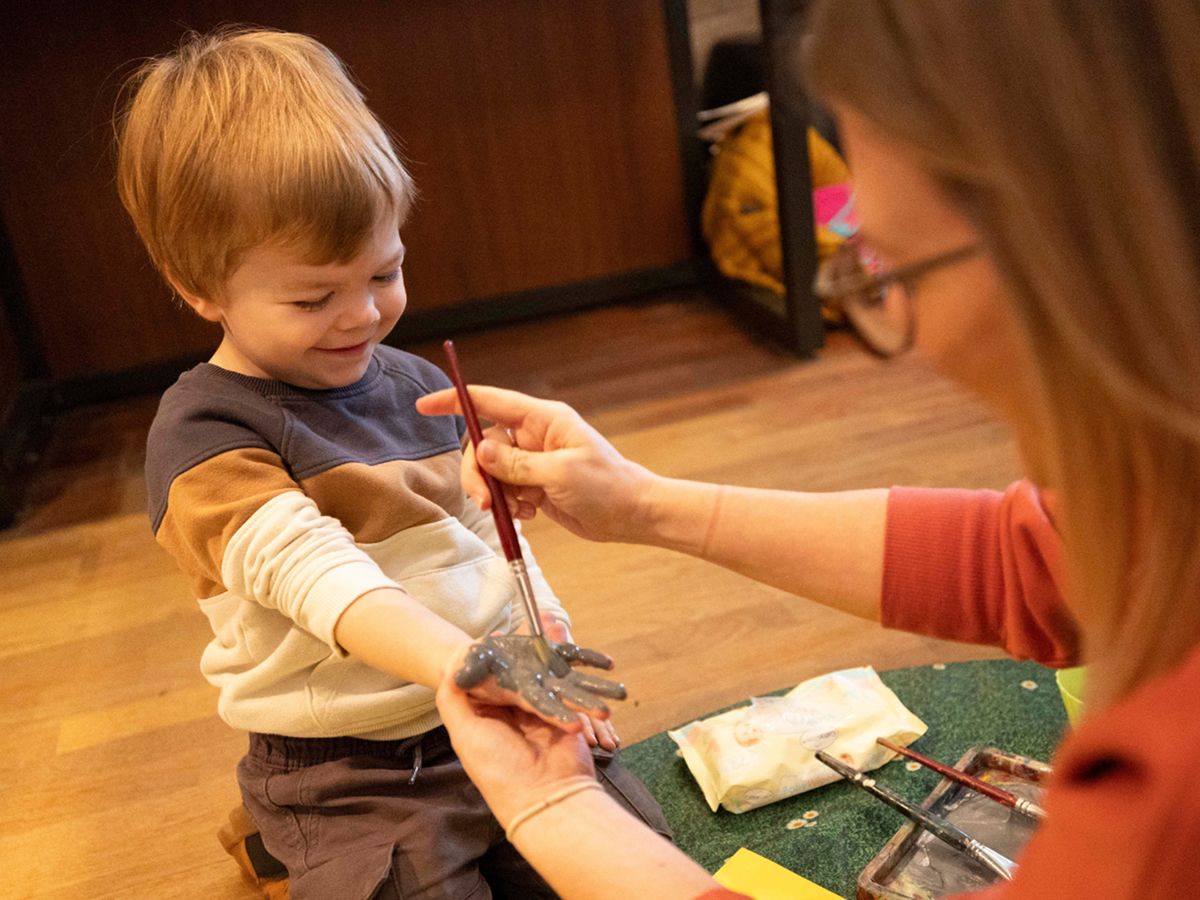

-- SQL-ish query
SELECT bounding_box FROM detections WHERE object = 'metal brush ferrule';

[508,559,543,638]
[1014,797,1047,821]
[968,839,1017,882]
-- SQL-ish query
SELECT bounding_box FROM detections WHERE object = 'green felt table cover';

[620,659,1068,898]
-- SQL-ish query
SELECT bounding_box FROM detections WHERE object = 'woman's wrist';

[614,463,663,544]
[478,773,603,831]
[502,775,604,841]
[503,778,617,845]
[637,476,723,557]
[503,786,721,900]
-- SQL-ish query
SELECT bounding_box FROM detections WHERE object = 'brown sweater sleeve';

[881,480,1080,667]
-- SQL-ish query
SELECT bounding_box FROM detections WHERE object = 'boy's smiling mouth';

[317,341,371,354]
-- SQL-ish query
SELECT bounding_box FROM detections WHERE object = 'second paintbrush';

[815,750,1017,882]
[877,737,1047,822]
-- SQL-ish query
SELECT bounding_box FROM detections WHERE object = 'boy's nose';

[339,292,381,330]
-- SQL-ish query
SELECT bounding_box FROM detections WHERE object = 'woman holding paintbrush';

[418,2,1200,897]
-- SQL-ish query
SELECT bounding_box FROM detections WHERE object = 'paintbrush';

[815,750,1017,882]
[442,340,565,674]
[877,737,1047,822]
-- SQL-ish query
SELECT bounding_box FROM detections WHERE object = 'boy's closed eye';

[293,293,333,312]
[291,268,403,311]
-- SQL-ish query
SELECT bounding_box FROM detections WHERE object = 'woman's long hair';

[805,2,1200,710]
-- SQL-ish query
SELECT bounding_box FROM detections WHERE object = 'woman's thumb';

[477,438,547,487]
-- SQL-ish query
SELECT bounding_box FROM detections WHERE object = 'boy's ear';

[164,271,223,323]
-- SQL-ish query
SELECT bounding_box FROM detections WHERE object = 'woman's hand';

[416,386,658,544]
[436,677,596,826]
[440,678,721,900]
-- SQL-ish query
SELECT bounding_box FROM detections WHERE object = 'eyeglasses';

[814,241,980,357]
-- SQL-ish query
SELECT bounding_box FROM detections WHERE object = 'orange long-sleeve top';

[700,480,1200,899]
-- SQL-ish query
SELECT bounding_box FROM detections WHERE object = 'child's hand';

[443,615,626,734]
[453,632,626,727]
[536,617,619,750]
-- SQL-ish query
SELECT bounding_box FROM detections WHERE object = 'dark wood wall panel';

[0,297,20,413]
[0,1,690,382]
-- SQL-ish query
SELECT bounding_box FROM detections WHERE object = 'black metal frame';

[759,0,824,356]
[0,216,52,528]
[664,0,826,357]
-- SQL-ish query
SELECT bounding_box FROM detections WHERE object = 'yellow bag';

[701,109,848,309]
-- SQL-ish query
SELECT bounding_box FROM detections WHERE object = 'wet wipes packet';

[668,666,927,813]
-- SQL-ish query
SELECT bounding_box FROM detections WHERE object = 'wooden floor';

[0,290,1019,898]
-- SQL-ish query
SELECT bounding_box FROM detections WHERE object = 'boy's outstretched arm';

[333,587,477,692]
[334,587,623,731]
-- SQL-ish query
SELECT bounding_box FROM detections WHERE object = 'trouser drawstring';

[396,734,424,785]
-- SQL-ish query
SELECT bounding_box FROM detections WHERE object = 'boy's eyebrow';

[281,248,406,291]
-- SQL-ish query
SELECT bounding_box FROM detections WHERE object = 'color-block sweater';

[146,346,566,740]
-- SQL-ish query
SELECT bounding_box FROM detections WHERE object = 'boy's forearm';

[640,478,888,622]
[333,587,474,688]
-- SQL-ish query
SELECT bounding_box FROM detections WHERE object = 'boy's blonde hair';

[116,27,414,301]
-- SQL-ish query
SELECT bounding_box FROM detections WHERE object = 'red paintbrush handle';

[877,737,1018,808]
[442,340,522,563]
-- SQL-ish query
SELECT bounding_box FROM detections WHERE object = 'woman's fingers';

[414,386,468,418]
[423,384,642,544]
[462,434,534,515]
[591,716,620,750]
[447,402,563,512]
[459,441,490,509]
[417,385,563,431]
[475,437,567,489]
[578,711,599,747]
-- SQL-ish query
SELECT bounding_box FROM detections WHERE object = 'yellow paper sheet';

[714,848,846,900]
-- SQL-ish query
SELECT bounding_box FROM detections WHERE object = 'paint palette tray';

[857,746,1050,900]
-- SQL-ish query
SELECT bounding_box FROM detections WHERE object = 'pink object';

[813,183,858,237]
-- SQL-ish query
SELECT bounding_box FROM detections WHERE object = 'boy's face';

[188,216,407,389]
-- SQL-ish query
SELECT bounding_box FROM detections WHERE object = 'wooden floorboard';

[0,290,1018,896]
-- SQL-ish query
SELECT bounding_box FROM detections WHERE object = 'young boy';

[117,28,668,899]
